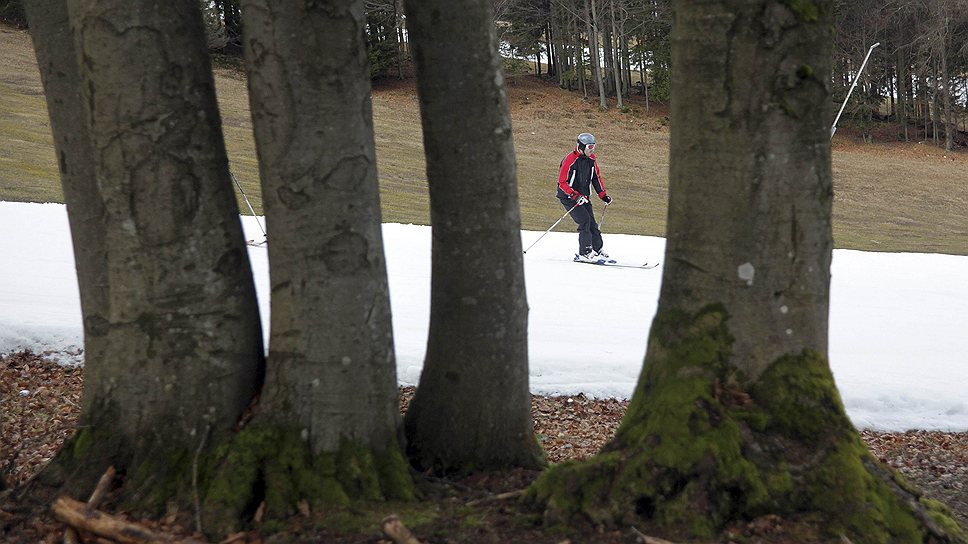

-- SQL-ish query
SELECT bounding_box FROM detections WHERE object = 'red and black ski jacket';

[556,150,607,201]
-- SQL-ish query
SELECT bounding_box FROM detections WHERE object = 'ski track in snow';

[1,202,966,432]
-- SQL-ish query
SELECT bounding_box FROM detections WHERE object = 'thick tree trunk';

[527,2,966,542]
[403,0,544,473]
[23,0,108,373]
[201,0,414,533]
[42,0,264,511]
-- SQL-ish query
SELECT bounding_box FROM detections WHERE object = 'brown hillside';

[1,23,965,254]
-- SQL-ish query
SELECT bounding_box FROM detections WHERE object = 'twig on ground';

[53,496,173,543]
[64,465,115,544]
[630,525,680,544]
[382,514,422,544]
[465,489,526,507]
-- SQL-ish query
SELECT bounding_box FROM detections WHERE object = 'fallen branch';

[52,496,173,544]
[218,532,249,544]
[464,489,526,507]
[630,525,680,544]
[87,465,116,507]
[64,465,116,544]
[381,514,422,544]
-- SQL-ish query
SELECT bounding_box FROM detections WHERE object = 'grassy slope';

[1,24,965,255]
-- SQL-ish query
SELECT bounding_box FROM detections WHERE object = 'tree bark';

[403,0,544,473]
[44,0,264,511]
[22,0,108,395]
[203,0,413,532]
[527,1,966,541]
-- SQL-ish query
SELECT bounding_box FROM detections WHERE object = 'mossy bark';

[40,407,222,515]
[202,425,415,536]
[527,306,965,543]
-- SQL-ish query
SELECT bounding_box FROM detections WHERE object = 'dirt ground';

[2,352,965,543]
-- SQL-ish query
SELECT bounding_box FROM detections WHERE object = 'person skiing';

[556,132,613,262]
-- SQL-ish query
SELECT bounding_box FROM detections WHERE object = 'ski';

[573,256,659,269]
[576,260,659,269]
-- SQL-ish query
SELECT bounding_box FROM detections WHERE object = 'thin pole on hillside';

[831,42,880,140]
[231,172,267,243]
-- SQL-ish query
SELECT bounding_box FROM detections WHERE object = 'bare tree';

[527,1,965,541]
[202,0,414,532]
[31,0,264,512]
[403,0,545,473]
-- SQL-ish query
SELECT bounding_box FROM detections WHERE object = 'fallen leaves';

[2,352,966,542]
[1,351,82,489]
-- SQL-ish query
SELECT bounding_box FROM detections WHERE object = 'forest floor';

[2,351,965,543]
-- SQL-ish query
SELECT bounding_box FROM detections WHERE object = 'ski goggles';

[582,143,596,151]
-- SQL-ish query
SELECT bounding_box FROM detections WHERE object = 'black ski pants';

[558,195,602,255]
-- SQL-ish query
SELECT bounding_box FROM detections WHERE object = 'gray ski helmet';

[577,132,596,153]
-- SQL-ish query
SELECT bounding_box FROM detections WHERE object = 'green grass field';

[2,24,965,255]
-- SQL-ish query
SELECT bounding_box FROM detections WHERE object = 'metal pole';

[831,42,880,140]
[598,202,610,231]
[231,172,267,241]
[523,202,580,254]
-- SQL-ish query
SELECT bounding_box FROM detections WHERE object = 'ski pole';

[523,202,580,254]
[231,172,267,242]
[598,201,610,231]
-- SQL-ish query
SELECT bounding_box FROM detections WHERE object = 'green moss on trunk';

[202,425,415,536]
[526,305,966,543]
[42,417,415,538]
[41,412,206,514]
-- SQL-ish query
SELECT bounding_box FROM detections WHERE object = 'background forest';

[3,0,968,149]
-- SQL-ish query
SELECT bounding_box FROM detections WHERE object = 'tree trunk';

[932,61,940,145]
[395,0,405,79]
[202,0,414,533]
[22,0,108,377]
[609,0,623,108]
[603,27,614,95]
[621,25,632,94]
[546,21,556,77]
[589,0,607,109]
[526,1,965,541]
[44,0,264,512]
[403,0,544,473]
[896,45,908,140]
[575,14,587,97]
[939,20,953,152]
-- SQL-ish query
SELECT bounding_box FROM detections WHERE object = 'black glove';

[570,192,588,205]
[602,194,613,205]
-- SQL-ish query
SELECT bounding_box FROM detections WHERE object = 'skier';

[555,132,613,262]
